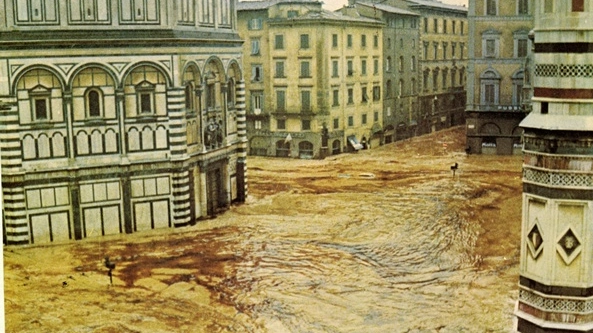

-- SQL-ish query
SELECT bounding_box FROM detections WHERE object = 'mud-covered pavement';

[4,126,523,332]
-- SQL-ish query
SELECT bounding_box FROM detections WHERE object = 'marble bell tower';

[516,0,593,332]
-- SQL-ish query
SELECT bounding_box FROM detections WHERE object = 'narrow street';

[4,126,523,332]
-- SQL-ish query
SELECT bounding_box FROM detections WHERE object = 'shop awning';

[347,135,364,150]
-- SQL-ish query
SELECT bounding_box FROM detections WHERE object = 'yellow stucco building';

[238,0,383,158]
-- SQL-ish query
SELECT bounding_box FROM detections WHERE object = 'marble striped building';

[0,0,247,245]
[516,0,593,331]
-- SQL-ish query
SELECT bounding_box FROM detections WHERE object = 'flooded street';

[4,127,522,332]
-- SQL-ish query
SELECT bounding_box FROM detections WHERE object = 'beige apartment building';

[238,0,383,158]
[466,0,533,155]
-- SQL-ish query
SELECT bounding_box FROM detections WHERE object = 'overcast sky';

[323,0,468,11]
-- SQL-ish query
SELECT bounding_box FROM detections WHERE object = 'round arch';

[11,65,66,95]
[121,61,172,88]
[68,63,119,90]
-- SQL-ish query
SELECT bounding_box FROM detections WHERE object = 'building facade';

[0,0,247,245]
[350,0,468,141]
[516,0,593,332]
[238,0,383,159]
[465,0,533,155]
[350,2,420,143]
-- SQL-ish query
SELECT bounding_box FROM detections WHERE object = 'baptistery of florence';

[0,0,247,245]
[516,0,593,331]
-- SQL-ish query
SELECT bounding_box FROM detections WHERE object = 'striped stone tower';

[516,1,593,332]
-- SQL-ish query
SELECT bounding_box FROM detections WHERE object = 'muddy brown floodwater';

[4,126,523,333]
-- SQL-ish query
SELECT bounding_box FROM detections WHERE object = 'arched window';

[512,69,525,106]
[227,79,235,106]
[87,89,102,117]
[480,69,501,106]
[185,83,194,110]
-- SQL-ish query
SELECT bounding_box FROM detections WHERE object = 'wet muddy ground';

[4,126,522,332]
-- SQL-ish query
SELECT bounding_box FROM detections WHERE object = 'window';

[411,78,416,95]
[249,18,262,30]
[300,34,310,49]
[486,40,496,57]
[276,90,286,111]
[460,43,465,59]
[347,60,353,76]
[333,89,339,106]
[302,120,311,130]
[275,35,284,49]
[460,22,464,35]
[399,56,404,72]
[484,84,495,104]
[442,70,448,89]
[332,34,338,47]
[517,39,528,57]
[480,69,501,105]
[301,90,311,111]
[423,70,429,91]
[332,60,339,77]
[374,111,378,122]
[333,118,339,129]
[205,83,215,109]
[512,71,524,105]
[288,10,298,18]
[140,92,152,113]
[373,58,379,75]
[251,92,263,113]
[347,34,352,47]
[541,102,549,114]
[423,42,429,59]
[361,34,367,47]
[573,0,584,12]
[443,20,447,33]
[361,59,367,75]
[136,83,155,114]
[361,113,367,125]
[34,97,49,120]
[398,80,403,97]
[482,30,500,58]
[518,0,529,14]
[452,43,457,59]
[452,21,457,34]
[300,61,311,78]
[185,83,194,110]
[486,0,497,15]
[277,119,285,130]
[423,18,428,33]
[347,88,354,104]
[373,86,381,101]
[433,18,438,33]
[433,70,439,91]
[87,89,102,117]
[373,35,379,48]
[386,57,391,72]
[348,115,354,127]
[275,61,285,78]
[386,80,392,98]
[361,87,368,103]
[252,64,263,82]
[387,38,391,49]
[251,39,260,55]
[544,0,554,13]
[433,43,438,59]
